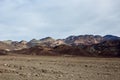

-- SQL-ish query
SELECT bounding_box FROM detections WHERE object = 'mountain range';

[0,35,120,57]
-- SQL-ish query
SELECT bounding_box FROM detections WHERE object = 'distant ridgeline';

[0,35,120,57]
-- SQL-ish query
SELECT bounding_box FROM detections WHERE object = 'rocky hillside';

[65,35,103,45]
[0,34,120,57]
[12,39,120,57]
[103,35,120,41]
[2,40,28,50]
[0,41,15,50]
[28,37,66,47]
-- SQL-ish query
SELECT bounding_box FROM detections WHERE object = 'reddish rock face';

[0,35,120,57]
[65,35,103,45]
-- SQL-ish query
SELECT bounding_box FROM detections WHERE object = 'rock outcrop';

[65,35,103,45]
[0,34,120,57]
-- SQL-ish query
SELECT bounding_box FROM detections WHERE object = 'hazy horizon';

[0,0,120,40]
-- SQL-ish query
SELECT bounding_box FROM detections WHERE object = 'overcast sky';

[0,0,120,40]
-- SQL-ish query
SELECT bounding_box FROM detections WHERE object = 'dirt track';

[0,55,120,80]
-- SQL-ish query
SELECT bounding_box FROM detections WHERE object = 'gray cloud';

[0,0,120,40]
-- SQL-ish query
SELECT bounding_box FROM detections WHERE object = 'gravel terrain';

[0,55,120,80]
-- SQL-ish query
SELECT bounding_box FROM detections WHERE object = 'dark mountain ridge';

[0,34,120,57]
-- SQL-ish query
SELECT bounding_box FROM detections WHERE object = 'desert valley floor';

[0,55,120,80]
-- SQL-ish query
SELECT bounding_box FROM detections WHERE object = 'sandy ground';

[0,55,120,80]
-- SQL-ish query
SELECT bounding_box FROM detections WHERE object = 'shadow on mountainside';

[11,40,120,57]
[1,39,120,57]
